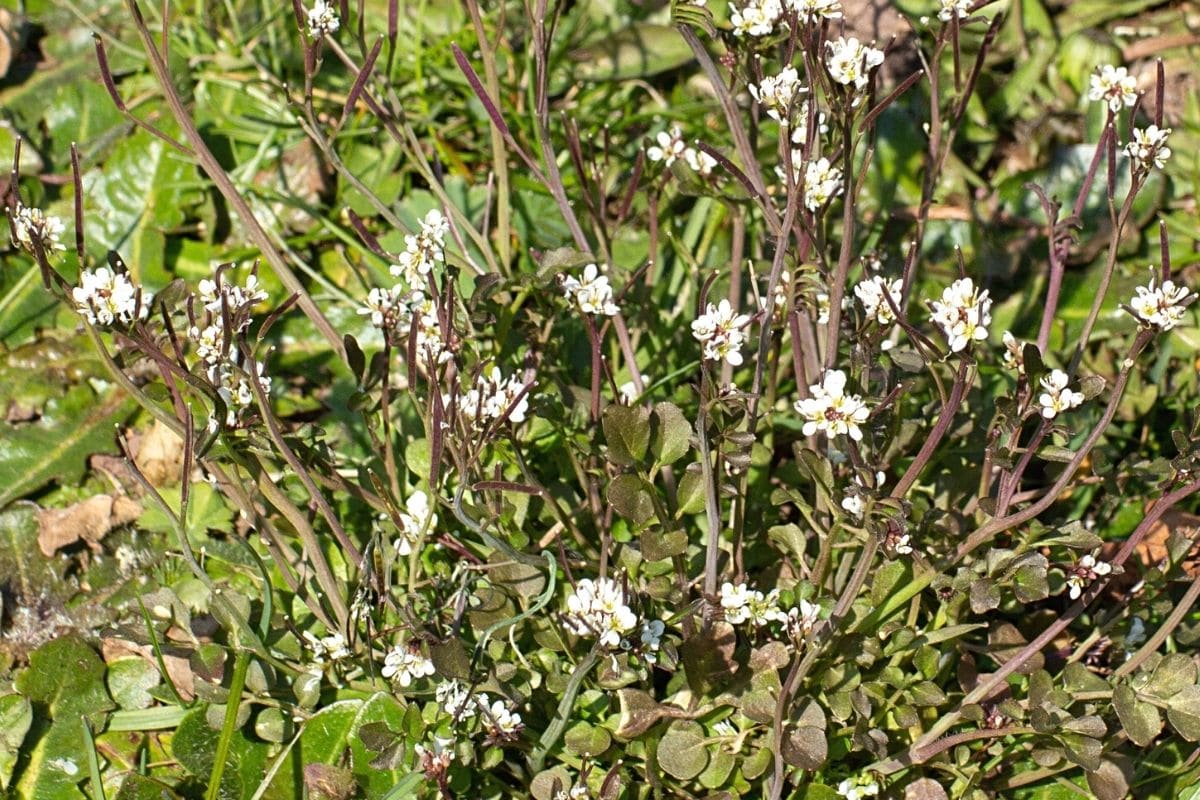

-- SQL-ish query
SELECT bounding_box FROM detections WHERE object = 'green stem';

[207,649,251,800]
[530,649,599,773]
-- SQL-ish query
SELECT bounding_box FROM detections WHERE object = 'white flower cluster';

[841,470,886,519]
[1066,554,1112,600]
[562,577,638,649]
[414,737,455,777]
[646,127,717,176]
[554,785,589,800]
[456,366,531,429]
[306,0,340,38]
[825,37,885,94]
[795,369,871,441]
[1125,125,1172,171]
[854,275,902,325]
[434,680,522,742]
[730,0,782,37]
[72,268,150,327]
[692,299,752,366]
[931,277,992,352]
[785,598,822,639]
[803,157,844,211]
[394,490,437,557]
[791,0,842,23]
[1088,65,1138,113]
[382,641,436,687]
[1130,276,1192,331]
[750,66,805,124]
[437,680,477,720]
[562,263,619,316]
[1037,370,1085,419]
[480,696,524,740]
[837,775,881,800]
[937,0,971,21]
[393,209,449,288]
[10,203,66,254]
[302,630,351,664]
[191,272,272,424]
[720,582,786,626]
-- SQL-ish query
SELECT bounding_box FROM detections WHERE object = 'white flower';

[759,270,792,316]
[786,0,842,23]
[825,36,885,93]
[213,358,272,426]
[71,268,149,326]
[786,599,821,639]
[931,277,992,352]
[302,630,351,663]
[391,209,449,288]
[618,381,639,405]
[683,146,718,177]
[789,100,829,146]
[937,0,971,21]
[1088,65,1138,113]
[749,66,805,123]
[554,785,590,800]
[436,680,477,720]
[456,367,531,429]
[1130,276,1192,331]
[1125,125,1172,171]
[841,494,865,518]
[794,370,871,441]
[802,157,844,211]
[647,127,687,166]
[720,582,785,626]
[1037,369,1086,419]
[482,697,523,737]
[306,0,340,37]
[692,299,752,366]
[562,263,619,316]
[729,0,784,37]
[640,619,665,656]
[189,323,225,365]
[720,582,754,624]
[1066,554,1113,600]
[357,285,403,329]
[198,272,268,327]
[394,490,437,557]
[1002,330,1024,372]
[854,275,902,325]
[381,642,436,687]
[563,577,638,649]
[713,719,738,737]
[10,203,66,254]
[837,776,881,800]
[817,293,831,323]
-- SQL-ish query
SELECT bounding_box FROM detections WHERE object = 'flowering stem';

[823,121,857,369]
[697,367,724,624]
[1068,185,1138,373]
[892,357,972,498]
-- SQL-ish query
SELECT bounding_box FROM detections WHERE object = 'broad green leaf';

[607,474,655,525]
[1146,654,1197,701]
[675,469,706,516]
[1168,685,1200,741]
[649,402,691,466]
[0,694,32,791]
[106,658,162,711]
[1113,685,1162,746]
[348,693,409,796]
[603,404,650,467]
[16,635,113,719]
[657,720,708,781]
[0,503,66,603]
[0,384,133,509]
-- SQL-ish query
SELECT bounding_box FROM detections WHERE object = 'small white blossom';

[303,630,351,664]
[618,381,639,405]
[481,697,524,739]
[931,277,992,352]
[213,358,272,426]
[1038,369,1086,419]
[854,275,902,325]
[1088,65,1138,113]
[563,577,638,649]
[456,367,531,429]
[554,785,590,800]
[306,0,339,37]
[1125,125,1172,171]
[1002,330,1024,372]
[414,737,455,778]
[189,323,225,365]
[841,494,865,518]
[1066,554,1113,600]
[382,642,436,687]
[692,299,752,366]
[683,146,718,177]
[837,776,881,800]
[817,293,831,324]
[937,0,971,21]
[436,680,477,720]
[10,203,66,254]
[72,268,149,326]
[647,127,687,166]
[562,263,619,316]
[802,157,844,210]
[795,369,871,441]
[198,272,268,327]
[825,36,885,93]
[1130,276,1193,331]
[394,490,437,557]
[357,285,404,329]
[391,209,449,288]
[730,0,784,37]
[720,582,785,626]
[786,599,822,639]
[786,0,842,23]
[749,66,805,124]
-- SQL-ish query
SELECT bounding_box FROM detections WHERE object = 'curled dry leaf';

[36,494,142,556]
[134,419,185,486]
